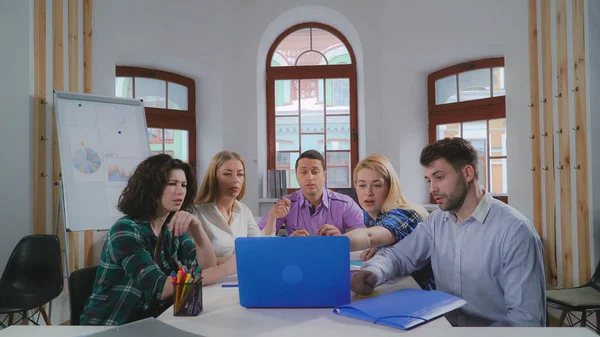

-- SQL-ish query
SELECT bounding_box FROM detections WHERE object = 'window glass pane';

[296,51,327,66]
[490,158,507,194]
[275,117,299,151]
[135,78,166,108]
[276,152,300,188]
[300,79,324,134]
[435,75,457,104]
[489,118,506,156]
[326,152,351,188]
[458,69,492,102]
[167,82,188,110]
[271,28,351,67]
[301,134,324,154]
[492,67,505,97]
[317,79,325,104]
[275,79,294,109]
[166,129,188,162]
[436,123,461,140]
[147,128,188,162]
[312,28,351,65]
[326,116,350,151]
[164,129,174,143]
[327,78,350,110]
[462,121,488,189]
[272,28,310,67]
[148,128,162,145]
[115,77,133,98]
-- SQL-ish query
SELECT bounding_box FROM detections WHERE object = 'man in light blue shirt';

[351,137,546,327]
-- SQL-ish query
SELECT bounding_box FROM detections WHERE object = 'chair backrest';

[589,260,600,290]
[68,265,98,325]
[335,188,362,209]
[0,235,63,300]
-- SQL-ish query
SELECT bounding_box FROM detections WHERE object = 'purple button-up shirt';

[257,189,366,235]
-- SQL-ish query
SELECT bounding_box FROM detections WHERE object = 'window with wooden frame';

[428,57,508,203]
[115,66,196,168]
[266,23,358,192]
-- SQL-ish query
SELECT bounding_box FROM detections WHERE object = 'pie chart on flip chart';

[72,147,102,174]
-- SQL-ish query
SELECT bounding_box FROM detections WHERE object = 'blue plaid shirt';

[364,208,436,291]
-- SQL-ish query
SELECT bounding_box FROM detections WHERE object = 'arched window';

[266,23,358,191]
[115,66,196,168]
[428,57,507,203]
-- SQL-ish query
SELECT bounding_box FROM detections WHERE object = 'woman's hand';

[360,248,377,261]
[167,210,201,237]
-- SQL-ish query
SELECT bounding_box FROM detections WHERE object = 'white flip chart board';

[54,91,151,231]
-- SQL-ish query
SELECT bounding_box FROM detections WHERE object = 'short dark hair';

[118,153,197,219]
[295,150,326,170]
[420,137,479,179]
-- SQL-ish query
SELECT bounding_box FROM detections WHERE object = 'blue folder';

[333,289,467,330]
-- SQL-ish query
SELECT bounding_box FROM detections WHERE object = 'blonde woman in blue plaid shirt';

[345,154,435,290]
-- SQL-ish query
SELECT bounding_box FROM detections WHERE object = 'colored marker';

[181,273,192,299]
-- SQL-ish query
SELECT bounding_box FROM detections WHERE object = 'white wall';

[0,0,33,275]
[378,0,531,214]
[92,0,533,220]
[0,0,540,271]
[92,0,239,179]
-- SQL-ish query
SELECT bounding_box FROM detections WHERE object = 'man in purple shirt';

[258,150,365,236]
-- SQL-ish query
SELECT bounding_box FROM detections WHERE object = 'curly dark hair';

[420,137,479,180]
[118,154,197,219]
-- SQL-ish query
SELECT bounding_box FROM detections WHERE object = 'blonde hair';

[195,151,246,204]
[353,154,429,220]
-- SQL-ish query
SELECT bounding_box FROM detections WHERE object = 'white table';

[158,274,449,336]
[2,322,596,337]
[2,253,597,337]
[153,273,595,337]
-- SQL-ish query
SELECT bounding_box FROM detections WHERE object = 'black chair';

[0,235,63,327]
[546,260,600,332]
[68,265,98,325]
[335,188,362,209]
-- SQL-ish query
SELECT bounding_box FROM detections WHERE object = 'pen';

[221,284,238,288]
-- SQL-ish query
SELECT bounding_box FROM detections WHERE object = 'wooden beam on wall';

[68,0,77,91]
[53,0,65,263]
[67,0,79,272]
[572,0,591,284]
[527,0,543,243]
[555,0,573,288]
[34,0,47,235]
[83,0,92,94]
[83,0,94,267]
[541,0,558,287]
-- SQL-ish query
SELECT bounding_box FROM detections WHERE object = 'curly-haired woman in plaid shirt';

[80,154,235,325]
[345,154,436,291]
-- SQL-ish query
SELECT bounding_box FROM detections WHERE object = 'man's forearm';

[361,246,405,286]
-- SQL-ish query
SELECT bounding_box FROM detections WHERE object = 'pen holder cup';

[173,281,203,316]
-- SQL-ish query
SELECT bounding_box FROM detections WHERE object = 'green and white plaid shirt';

[80,216,198,325]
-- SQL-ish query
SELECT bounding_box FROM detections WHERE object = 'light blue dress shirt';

[362,191,546,327]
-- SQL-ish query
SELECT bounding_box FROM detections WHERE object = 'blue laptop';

[234,236,351,308]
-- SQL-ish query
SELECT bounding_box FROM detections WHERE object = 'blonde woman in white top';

[195,151,276,267]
